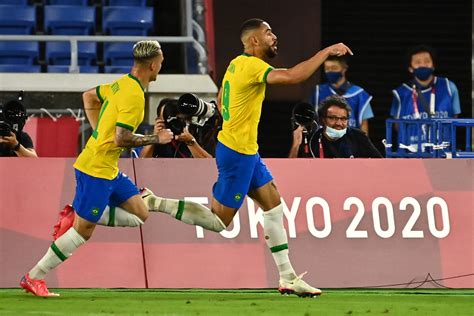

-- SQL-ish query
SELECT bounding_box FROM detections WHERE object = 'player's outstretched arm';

[115,126,174,148]
[266,43,353,85]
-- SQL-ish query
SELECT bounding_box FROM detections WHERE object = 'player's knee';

[137,210,149,222]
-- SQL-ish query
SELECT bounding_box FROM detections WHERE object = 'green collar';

[128,74,145,92]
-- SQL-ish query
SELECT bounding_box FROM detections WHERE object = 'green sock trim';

[270,244,289,253]
[176,200,185,220]
[51,242,67,261]
[107,207,116,227]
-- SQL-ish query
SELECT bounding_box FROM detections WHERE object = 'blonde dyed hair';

[133,40,162,62]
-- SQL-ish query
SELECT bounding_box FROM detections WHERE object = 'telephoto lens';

[292,102,318,128]
[178,93,216,119]
[1,100,27,133]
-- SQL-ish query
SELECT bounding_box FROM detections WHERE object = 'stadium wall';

[0,159,472,289]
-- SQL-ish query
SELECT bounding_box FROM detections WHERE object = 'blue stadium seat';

[104,42,134,66]
[105,65,131,73]
[44,5,95,35]
[0,0,29,5]
[47,0,89,5]
[0,64,41,72]
[0,41,38,64]
[107,0,148,6]
[46,42,96,65]
[103,6,153,35]
[48,65,99,73]
[0,5,36,34]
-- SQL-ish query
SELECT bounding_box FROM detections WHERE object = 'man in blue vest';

[390,45,461,144]
[312,55,374,135]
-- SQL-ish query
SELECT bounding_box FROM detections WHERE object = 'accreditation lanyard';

[303,131,310,156]
[412,84,436,118]
[318,136,324,158]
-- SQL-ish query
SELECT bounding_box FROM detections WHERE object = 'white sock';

[29,227,86,280]
[143,194,225,232]
[97,206,144,227]
[263,203,297,282]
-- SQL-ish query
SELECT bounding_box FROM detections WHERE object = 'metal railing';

[0,0,208,74]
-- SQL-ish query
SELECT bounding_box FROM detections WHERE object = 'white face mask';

[325,125,347,139]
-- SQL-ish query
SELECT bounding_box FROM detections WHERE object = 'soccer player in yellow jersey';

[20,40,174,297]
[141,19,352,297]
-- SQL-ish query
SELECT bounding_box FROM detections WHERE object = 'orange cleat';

[20,274,59,297]
[52,204,75,241]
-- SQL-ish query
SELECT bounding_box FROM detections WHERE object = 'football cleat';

[139,187,154,199]
[20,274,59,297]
[278,272,322,298]
[52,204,75,240]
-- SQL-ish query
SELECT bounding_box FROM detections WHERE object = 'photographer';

[289,96,382,158]
[0,99,37,158]
[140,96,218,158]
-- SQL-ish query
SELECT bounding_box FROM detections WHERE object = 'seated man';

[0,99,37,157]
[140,98,214,158]
[289,96,382,158]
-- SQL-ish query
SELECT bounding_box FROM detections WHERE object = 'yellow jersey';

[217,53,273,154]
[74,74,145,179]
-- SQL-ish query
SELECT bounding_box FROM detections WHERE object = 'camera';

[157,99,186,136]
[291,102,319,131]
[0,99,27,136]
[178,93,217,127]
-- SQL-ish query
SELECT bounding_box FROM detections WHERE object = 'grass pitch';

[0,288,473,315]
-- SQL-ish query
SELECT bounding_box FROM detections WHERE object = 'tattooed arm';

[115,126,174,148]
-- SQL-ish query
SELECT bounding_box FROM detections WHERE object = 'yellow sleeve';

[116,93,143,132]
[96,84,111,104]
[249,58,273,84]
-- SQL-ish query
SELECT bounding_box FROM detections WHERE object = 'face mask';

[325,71,343,84]
[325,125,347,139]
[413,67,434,81]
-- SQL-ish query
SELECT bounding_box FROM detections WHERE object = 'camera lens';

[293,102,317,126]
[166,117,185,135]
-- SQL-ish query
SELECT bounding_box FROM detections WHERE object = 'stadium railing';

[385,118,474,158]
[0,0,209,74]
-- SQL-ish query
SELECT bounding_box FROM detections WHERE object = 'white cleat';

[278,272,322,298]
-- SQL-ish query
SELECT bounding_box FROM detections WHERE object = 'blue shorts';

[72,169,139,223]
[212,141,273,208]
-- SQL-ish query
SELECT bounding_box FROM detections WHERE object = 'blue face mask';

[325,125,347,139]
[325,71,343,84]
[413,67,434,81]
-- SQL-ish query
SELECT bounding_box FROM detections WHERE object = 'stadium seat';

[107,0,148,6]
[44,5,95,35]
[104,65,131,73]
[48,65,99,73]
[47,0,89,5]
[0,64,41,72]
[0,5,36,34]
[0,41,38,64]
[0,0,29,5]
[103,6,153,35]
[104,42,134,66]
[46,42,97,65]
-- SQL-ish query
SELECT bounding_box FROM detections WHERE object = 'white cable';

[382,139,392,148]
[39,108,57,122]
